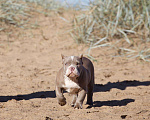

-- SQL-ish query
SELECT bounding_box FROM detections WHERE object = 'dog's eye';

[76,62,79,65]
[65,63,71,66]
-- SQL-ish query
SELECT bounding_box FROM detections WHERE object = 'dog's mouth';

[67,72,79,78]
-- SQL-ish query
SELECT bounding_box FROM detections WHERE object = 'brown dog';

[55,54,94,109]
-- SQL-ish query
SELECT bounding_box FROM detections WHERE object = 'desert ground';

[0,11,150,120]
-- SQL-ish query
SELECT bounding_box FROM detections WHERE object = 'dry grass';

[0,0,150,61]
[71,0,150,61]
[0,0,63,31]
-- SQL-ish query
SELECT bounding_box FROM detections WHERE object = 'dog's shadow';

[88,80,150,108]
[87,98,135,108]
[94,80,150,92]
[0,91,56,102]
[0,80,150,109]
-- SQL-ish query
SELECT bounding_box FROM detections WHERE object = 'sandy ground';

[0,12,150,120]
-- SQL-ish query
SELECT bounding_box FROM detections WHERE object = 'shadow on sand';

[94,80,150,92]
[0,80,150,109]
[0,90,56,102]
[87,98,135,108]
[93,99,135,107]
[86,80,150,108]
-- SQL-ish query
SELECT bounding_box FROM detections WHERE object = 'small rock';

[45,117,53,120]
[121,115,127,119]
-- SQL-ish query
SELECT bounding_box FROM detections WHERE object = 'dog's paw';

[70,100,76,107]
[70,103,74,107]
[86,100,93,105]
[58,97,66,106]
[59,100,66,106]
[74,102,83,109]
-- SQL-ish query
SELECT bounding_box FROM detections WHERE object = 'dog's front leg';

[56,86,66,106]
[74,89,86,109]
[71,94,78,107]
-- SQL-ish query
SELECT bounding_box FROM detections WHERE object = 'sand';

[0,12,150,120]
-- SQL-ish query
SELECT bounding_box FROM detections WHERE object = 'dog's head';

[61,54,83,79]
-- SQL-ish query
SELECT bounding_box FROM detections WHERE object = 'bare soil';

[0,11,150,120]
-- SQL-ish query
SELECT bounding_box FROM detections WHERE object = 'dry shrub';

[71,0,150,61]
[0,0,62,31]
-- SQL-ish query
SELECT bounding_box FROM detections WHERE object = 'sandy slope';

[0,12,150,120]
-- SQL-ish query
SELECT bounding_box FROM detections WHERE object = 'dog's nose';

[70,67,75,72]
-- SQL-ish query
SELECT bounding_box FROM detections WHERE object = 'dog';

[55,54,94,109]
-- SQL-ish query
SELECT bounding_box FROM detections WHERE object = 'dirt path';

[0,12,150,120]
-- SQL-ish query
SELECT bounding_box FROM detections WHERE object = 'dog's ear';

[79,54,83,59]
[61,54,66,64]
[79,54,83,64]
[61,54,65,59]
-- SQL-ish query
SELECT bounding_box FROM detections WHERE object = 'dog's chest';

[63,76,80,93]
